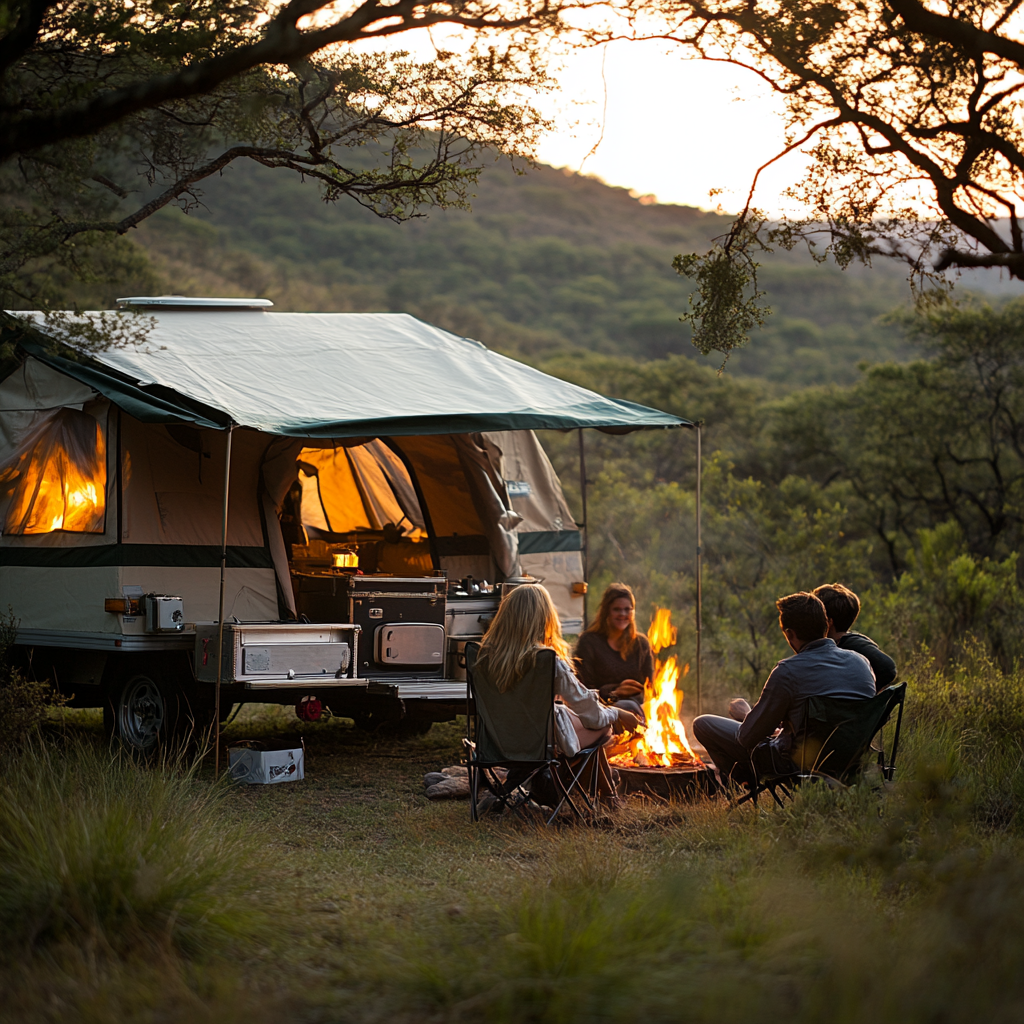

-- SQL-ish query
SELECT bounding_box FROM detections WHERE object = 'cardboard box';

[228,743,305,784]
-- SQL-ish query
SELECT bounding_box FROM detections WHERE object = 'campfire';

[610,607,704,769]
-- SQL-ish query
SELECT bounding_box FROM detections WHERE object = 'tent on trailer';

[0,299,694,746]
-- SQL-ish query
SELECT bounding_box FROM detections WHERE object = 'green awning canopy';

[7,310,690,437]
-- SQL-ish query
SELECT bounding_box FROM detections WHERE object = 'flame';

[610,608,703,768]
[648,607,677,654]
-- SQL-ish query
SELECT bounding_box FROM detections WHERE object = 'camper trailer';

[0,298,687,751]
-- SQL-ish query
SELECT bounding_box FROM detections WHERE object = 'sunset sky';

[344,20,1024,294]
[354,24,803,216]
[532,38,807,215]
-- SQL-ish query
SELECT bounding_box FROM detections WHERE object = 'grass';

[3,661,1024,1024]
[0,741,266,959]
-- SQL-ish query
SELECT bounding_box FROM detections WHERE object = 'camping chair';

[463,642,610,824]
[737,682,907,809]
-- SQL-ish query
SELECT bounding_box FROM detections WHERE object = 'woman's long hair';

[584,582,639,660]
[476,584,569,693]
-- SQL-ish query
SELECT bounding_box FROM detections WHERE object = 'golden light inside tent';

[610,608,703,768]
[1,410,106,535]
[332,550,359,568]
[47,474,100,531]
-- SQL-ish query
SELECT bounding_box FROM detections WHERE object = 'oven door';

[374,623,445,667]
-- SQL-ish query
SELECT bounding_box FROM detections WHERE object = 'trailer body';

[0,302,686,748]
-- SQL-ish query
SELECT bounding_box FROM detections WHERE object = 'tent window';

[0,407,107,535]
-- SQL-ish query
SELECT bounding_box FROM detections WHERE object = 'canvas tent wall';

[0,358,280,637]
[490,430,585,627]
[0,306,689,643]
[0,366,583,631]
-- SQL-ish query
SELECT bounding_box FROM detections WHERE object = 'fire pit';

[615,763,717,800]
[609,608,716,802]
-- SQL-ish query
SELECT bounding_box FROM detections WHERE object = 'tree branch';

[0,0,553,161]
[734,116,843,229]
[762,44,1020,264]
[934,248,1024,273]
[0,0,54,75]
[888,0,1024,69]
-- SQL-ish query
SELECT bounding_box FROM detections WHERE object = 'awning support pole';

[214,423,235,778]
[578,428,589,627]
[695,422,703,717]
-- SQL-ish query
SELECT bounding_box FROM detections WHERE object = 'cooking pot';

[500,574,545,600]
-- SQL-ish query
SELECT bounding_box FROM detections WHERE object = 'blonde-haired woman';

[476,583,640,754]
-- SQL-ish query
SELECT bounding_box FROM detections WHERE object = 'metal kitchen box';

[444,595,499,680]
[194,622,361,689]
[292,573,447,678]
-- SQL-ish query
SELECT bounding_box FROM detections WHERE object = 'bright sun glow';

[350,24,806,215]
[534,39,808,215]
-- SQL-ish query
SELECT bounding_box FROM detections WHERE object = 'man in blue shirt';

[693,591,877,789]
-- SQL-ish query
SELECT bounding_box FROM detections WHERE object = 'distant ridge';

[133,156,915,385]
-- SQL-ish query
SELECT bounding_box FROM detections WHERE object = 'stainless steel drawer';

[374,622,445,666]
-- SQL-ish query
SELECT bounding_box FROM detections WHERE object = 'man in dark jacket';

[693,592,876,789]
[813,582,897,690]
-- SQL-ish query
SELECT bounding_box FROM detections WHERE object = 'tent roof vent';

[116,296,273,310]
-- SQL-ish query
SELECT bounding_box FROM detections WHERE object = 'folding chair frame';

[463,642,609,824]
[735,681,908,810]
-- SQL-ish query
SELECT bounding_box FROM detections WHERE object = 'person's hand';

[728,698,752,723]
[611,679,644,699]
[616,707,641,733]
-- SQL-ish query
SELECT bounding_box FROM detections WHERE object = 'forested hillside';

[95,155,1024,690]
[132,158,913,386]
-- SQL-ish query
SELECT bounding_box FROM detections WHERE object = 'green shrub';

[0,742,265,959]
[0,609,66,752]
[0,669,61,751]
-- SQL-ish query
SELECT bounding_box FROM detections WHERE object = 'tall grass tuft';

[0,740,265,959]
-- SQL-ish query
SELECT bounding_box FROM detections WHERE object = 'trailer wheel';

[105,673,172,754]
[102,658,202,755]
[366,713,433,738]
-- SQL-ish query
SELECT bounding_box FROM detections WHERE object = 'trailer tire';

[351,698,432,737]
[103,657,202,755]
[374,714,434,738]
